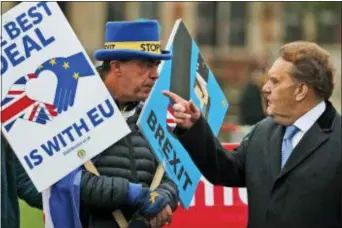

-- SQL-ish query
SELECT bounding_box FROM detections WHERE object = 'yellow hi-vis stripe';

[104,41,161,54]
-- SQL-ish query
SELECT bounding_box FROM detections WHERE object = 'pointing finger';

[162,90,184,103]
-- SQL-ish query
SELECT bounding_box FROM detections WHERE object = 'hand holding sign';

[138,20,228,209]
[149,205,172,228]
[162,90,201,130]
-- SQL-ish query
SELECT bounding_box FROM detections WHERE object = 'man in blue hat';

[79,20,178,228]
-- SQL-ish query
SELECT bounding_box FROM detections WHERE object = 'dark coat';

[176,100,341,228]
[80,103,179,228]
[1,136,43,228]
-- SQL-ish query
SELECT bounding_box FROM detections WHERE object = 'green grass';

[19,200,43,228]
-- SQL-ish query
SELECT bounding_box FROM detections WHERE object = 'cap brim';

[94,49,172,61]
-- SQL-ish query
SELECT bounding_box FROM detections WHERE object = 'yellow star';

[38,65,44,69]
[221,99,227,107]
[73,72,80,80]
[63,62,70,69]
[149,191,159,203]
[49,59,56,66]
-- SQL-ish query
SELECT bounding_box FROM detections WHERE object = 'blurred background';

[1,2,341,227]
[2,1,341,141]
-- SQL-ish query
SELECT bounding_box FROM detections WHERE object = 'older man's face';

[262,57,299,125]
[107,59,160,102]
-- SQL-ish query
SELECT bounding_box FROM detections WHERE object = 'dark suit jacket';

[176,101,341,228]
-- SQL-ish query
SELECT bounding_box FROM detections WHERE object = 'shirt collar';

[293,101,326,133]
[111,94,139,112]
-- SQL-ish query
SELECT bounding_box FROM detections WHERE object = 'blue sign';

[137,20,229,208]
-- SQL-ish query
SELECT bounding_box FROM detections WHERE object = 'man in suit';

[163,41,341,228]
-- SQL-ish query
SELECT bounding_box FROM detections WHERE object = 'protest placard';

[1,2,130,192]
[137,19,229,208]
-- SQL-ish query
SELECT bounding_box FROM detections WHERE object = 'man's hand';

[149,205,172,228]
[128,183,170,219]
[127,216,149,228]
[162,90,201,129]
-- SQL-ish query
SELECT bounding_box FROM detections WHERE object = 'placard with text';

[1,2,130,191]
[137,19,229,208]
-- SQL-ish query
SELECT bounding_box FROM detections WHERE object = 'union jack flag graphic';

[166,102,176,133]
[1,73,58,132]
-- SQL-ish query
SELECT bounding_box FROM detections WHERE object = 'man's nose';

[262,81,270,94]
[149,67,159,80]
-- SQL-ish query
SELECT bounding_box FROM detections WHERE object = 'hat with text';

[94,20,172,61]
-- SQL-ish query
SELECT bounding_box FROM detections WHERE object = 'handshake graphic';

[1,52,95,132]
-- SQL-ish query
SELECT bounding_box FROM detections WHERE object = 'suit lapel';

[266,125,284,181]
[277,122,329,180]
[269,100,337,184]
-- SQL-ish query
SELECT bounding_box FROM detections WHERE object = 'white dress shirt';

[291,101,326,149]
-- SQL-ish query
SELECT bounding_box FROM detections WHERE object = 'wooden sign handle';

[84,161,129,228]
[150,163,165,190]
[84,161,166,228]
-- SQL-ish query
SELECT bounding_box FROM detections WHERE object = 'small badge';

[77,149,86,159]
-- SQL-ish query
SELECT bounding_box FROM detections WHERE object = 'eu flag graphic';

[1,52,95,132]
[35,52,95,113]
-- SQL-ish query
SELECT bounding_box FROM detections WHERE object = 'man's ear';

[110,60,123,77]
[294,82,309,102]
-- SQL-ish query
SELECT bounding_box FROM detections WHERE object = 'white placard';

[1,2,131,191]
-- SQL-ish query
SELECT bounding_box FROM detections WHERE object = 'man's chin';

[138,93,150,102]
[266,107,273,116]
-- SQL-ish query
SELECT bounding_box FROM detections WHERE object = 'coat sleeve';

[156,171,179,212]
[175,116,256,187]
[80,170,130,210]
[12,145,43,209]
